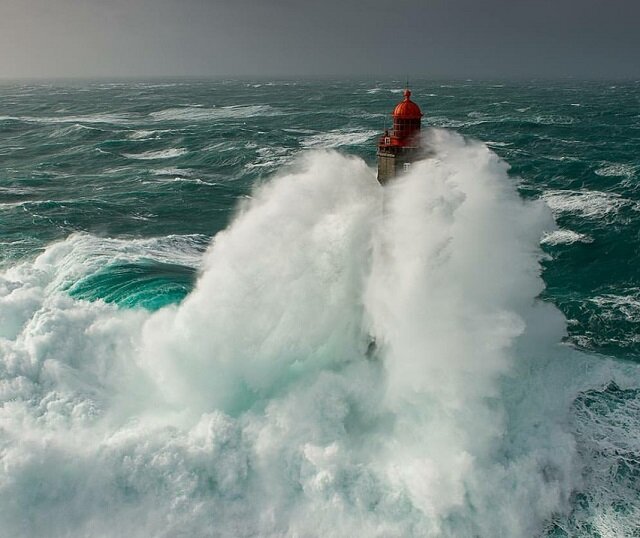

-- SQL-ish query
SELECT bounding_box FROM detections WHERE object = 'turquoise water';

[0,80,639,536]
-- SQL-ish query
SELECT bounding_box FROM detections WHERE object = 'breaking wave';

[1,130,638,537]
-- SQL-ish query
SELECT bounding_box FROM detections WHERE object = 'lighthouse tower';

[376,88,423,184]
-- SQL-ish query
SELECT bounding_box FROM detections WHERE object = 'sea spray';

[0,130,637,537]
[140,151,379,413]
[364,130,575,536]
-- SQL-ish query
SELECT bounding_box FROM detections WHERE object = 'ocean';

[0,79,638,537]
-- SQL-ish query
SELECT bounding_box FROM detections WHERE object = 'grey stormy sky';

[1,0,639,79]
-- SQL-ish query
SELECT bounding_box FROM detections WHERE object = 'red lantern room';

[376,87,425,184]
[379,89,423,150]
[392,89,422,141]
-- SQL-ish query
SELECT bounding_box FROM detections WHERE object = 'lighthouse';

[376,88,424,184]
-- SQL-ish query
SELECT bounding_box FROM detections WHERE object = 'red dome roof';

[393,89,423,119]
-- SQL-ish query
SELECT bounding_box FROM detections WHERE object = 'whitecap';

[245,146,292,169]
[429,116,488,128]
[530,114,576,125]
[149,167,212,185]
[541,229,593,246]
[149,176,214,186]
[595,162,637,180]
[283,128,317,135]
[153,167,195,176]
[541,189,638,218]
[589,291,640,322]
[19,113,133,125]
[123,148,188,160]
[301,129,377,148]
[149,105,278,122]
[126,129,172,140]
[544,155,580,162]
[48,123,100,138]
[201,141,239,153]
[0,201,27,209]
[365,88,405,94]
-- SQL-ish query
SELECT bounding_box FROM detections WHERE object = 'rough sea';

[0,79,639,537]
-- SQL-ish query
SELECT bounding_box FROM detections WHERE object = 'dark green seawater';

[1,80,639,537]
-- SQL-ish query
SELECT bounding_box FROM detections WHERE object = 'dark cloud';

[1,0,638,79]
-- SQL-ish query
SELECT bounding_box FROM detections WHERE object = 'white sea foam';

[589,291,640,322]
[153,167,195,177]
[595,162,638,180]
[282,128,315,135]
[542,189,638,219]
[36,233,205,285]
[47,124,100,138]
[544,155,580,162]
[568,369,640,536]
[531,115,576,125]
[149,176,214,186]
[245,146,292,170]
[485,140,512,148]
[0,131,638,537]
[301,129,377,148]
[541,229,593,246]
[0,201,27,210]
[201,141,240,153]
[123,148,188,160]
[366,88,409,95]
[126,129,170,140]
[429,116,489,128]
[149,105,278,122]
[19,113,133,125]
